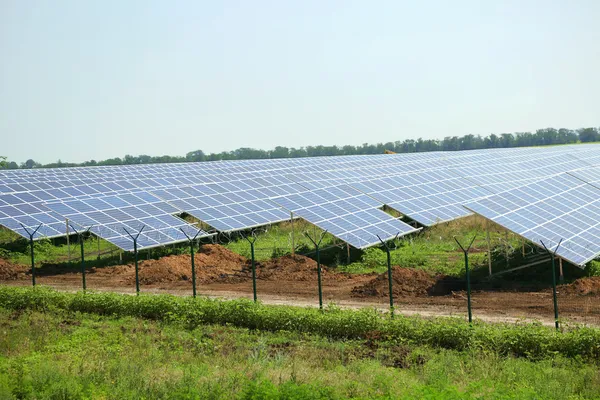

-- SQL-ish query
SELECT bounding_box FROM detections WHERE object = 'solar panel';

[351,169,493,226]
[569,166,600,186]
[0,143,598,251]
[271,184,419,248]
[464,173,600,266]
[0,192,67,239]
[151,177,304,232]
[45,190,210,251]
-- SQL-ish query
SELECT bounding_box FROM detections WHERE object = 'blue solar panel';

[45,190,211,251]
[271,184,419,249]
[465,173,600,266]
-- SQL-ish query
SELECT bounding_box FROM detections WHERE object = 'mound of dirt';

[560,277,600,296]
[227,254,351,282]
[352,267,453,297]
[90,244,249,285]
[0,259,29,281]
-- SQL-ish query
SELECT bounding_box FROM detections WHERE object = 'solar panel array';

[0,143,599,258]
[45,190,206,251]
[465,173,600,266]
[271,185,419,248]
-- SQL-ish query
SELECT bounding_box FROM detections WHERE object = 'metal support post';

[305,230,327,310]
[559,258,564,283]
[290,212,295,256]
[97,235,100,260]
[69,224,92,292]
[486,220,492,276]
[377,233,400,317]
[20,224,42,287]
[540,239,563,330]
[244,233,258,302]
[505,230,509,268]
[124,226,145,295]
[66,219,71,263]
[179,228,202,298]
[347,243,351,264]
[455,235,477,324]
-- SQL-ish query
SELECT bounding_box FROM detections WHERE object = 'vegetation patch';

[2,286,600,363]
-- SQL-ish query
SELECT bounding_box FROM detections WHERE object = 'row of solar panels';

[0,144,599,261]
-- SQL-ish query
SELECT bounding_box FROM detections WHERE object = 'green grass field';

[1,300,600,399]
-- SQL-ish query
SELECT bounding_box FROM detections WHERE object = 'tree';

[0,156,6,168]
[578,128,599,143]
[186,150,206,162]
[21,159,39,169]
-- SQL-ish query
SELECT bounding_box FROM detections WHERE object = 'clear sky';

[1,0,599,164]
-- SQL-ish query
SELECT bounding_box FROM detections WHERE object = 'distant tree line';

[3,127,599,169]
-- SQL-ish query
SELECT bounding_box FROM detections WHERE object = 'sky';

[1,1,599,164]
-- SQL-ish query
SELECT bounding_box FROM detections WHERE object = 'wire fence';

[3,219,600,328]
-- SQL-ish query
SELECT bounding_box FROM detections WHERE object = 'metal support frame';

[244,232,258,302]
[559,258,564,283]
[69,224,92,292]
[290,212,295,256]
[66,219,71,263]
[123,226,145,295]
[347,243,351,264]
[505,230,509,268]
[540,239,563,330]
[485,220,492,276]
[180,228,203,298]
[454,234,477,324]
[20,223,42,287]
[305,230,328,310]
[377,233,400,317]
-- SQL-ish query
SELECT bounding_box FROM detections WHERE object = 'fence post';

[305,230,327,310]
[377,233,400,317]
[69,224,92,292]
[244,233,258,302]
[540,239,563,330]
[124,226,145,295]
[455,234,477,324]
[180,228,202,298]
[20,224,42,287]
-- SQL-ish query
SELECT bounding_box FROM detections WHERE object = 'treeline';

[3,127,599,169]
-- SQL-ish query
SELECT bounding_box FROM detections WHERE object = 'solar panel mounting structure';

[270,184,420,249]
[464,173,600,266]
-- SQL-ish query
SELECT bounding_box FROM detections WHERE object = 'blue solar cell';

[15,204,43,215]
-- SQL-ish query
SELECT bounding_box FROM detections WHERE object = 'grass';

[4,286,600,362]
[223,219,339,261]
[1,305,600,399]
[0,228,119,266]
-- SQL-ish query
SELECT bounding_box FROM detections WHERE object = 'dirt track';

[2,245,600,327]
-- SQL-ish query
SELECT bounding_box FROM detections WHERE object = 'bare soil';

[3,245,600,326]
[352,267,452,297]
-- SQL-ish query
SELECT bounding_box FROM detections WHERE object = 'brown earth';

[90,244,249,285]
[0,259,28,281]
[352,267,452,297]
[559,277,600,296]
[227,254,356,283]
